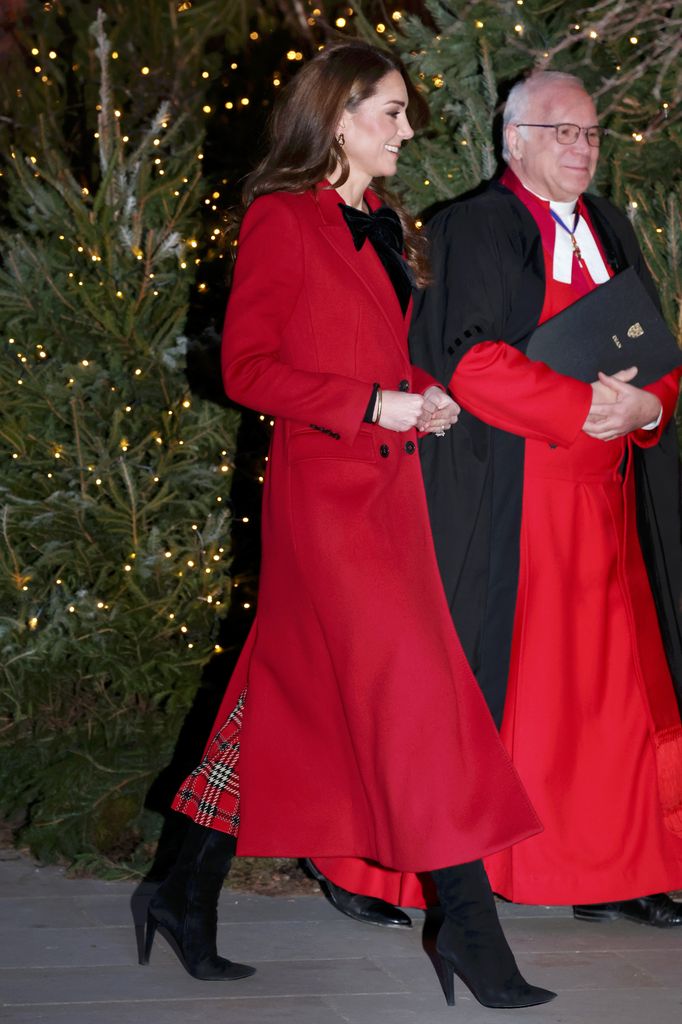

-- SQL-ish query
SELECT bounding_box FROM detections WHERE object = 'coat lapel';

[314,183,408,357]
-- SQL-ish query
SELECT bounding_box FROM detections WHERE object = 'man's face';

[506,84,600,201]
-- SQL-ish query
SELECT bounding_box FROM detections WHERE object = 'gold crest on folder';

[627,322,645,338]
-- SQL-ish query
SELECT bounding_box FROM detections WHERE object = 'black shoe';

[140,822,256,981]
[573,893,682,928]
[431,861,557,1009]
[303,858,412,928]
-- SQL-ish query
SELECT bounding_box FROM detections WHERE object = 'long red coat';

[173,183,540,870]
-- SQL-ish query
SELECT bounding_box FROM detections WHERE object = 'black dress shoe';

[302,859,412,928]
[573,893,682,928]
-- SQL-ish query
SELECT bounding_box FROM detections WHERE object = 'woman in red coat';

[141,42,553,1010]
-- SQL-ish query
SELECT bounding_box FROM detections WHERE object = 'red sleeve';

[632,367,682,448]
[222,194,373,442]
[450,340,592,446]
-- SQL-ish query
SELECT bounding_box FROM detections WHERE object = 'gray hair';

[502,71,587,161]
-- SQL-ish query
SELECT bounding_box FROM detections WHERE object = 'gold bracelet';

[374,386,383,424]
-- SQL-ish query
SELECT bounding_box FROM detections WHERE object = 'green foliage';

[1,0,679,871]
[0,8,240,864]
[391,0,681,341]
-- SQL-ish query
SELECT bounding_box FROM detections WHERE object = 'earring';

[337,132,345,147]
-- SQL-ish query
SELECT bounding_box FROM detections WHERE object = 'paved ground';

[1,848,682,1023]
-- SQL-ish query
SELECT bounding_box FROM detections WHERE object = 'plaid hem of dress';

[172,686,246,837]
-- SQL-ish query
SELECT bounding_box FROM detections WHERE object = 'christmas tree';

[0,0,377,874]
[387,0,681,337]
[0,4,245,867]
[2,0,678,876]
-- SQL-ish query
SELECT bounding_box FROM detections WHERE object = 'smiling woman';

[143,40,554,1012]
[335,70,414,190]
[241,42,430,286]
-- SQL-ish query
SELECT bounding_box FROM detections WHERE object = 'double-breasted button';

[379,443,390,458]
[404,440,416,455]
[398,379,409,392]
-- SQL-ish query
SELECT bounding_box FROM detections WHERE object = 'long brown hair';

[242,42,430,285]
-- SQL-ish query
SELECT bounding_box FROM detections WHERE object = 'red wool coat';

[174,183,540,871]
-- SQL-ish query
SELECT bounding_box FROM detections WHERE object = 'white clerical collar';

[550,197,577,218]
[522,186,607,285]
[517,180,609,284]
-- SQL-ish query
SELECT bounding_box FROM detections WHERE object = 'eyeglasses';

[515,123,604,147]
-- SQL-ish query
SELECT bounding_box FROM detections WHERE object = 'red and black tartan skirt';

[172,687,246,837]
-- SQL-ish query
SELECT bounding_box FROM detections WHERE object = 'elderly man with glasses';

[311,70,682,930]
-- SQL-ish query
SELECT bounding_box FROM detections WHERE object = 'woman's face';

[338,70,414,182]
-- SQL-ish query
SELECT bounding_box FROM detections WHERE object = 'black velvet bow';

[339,203,414,316]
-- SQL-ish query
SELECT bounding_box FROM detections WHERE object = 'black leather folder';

[525,267,681,386]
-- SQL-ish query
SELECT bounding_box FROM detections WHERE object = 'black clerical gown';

[413,177,682,727]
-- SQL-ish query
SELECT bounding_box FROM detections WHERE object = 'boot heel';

[138,824,255,981]
[435,952,456,1007]
[140,909,158,965]
[431,862,557,1009]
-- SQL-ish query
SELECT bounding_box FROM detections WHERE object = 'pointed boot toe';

[143,903,257,980]
[435,942,557,1009]
[139,824,255,981]
[432,861,556,1009]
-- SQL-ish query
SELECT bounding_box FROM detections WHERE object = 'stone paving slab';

[501,913,682,952]
[0,957,407,1004]
[1,896,96,929]
[326,986,682,1024]
[2,852,682,1024]
[0,853,120,897]
[1,996,347,1024]
[613,946,682,987]
[0,924,175,969]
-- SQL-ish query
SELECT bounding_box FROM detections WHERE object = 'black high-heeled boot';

[140,821,256,981]
[431,860,556,1008]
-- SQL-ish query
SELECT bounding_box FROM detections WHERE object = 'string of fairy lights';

[190,0,672,271]
[4,87,238,649]
[3,0,676,654]
[15,2,669,289]
[6,327,242,648]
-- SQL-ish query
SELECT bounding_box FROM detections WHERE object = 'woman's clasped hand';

[377,385,460,433]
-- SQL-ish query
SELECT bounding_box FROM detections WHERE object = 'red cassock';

[315,174,682,906]
[172,183,540,871]
[479,180,682,904]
